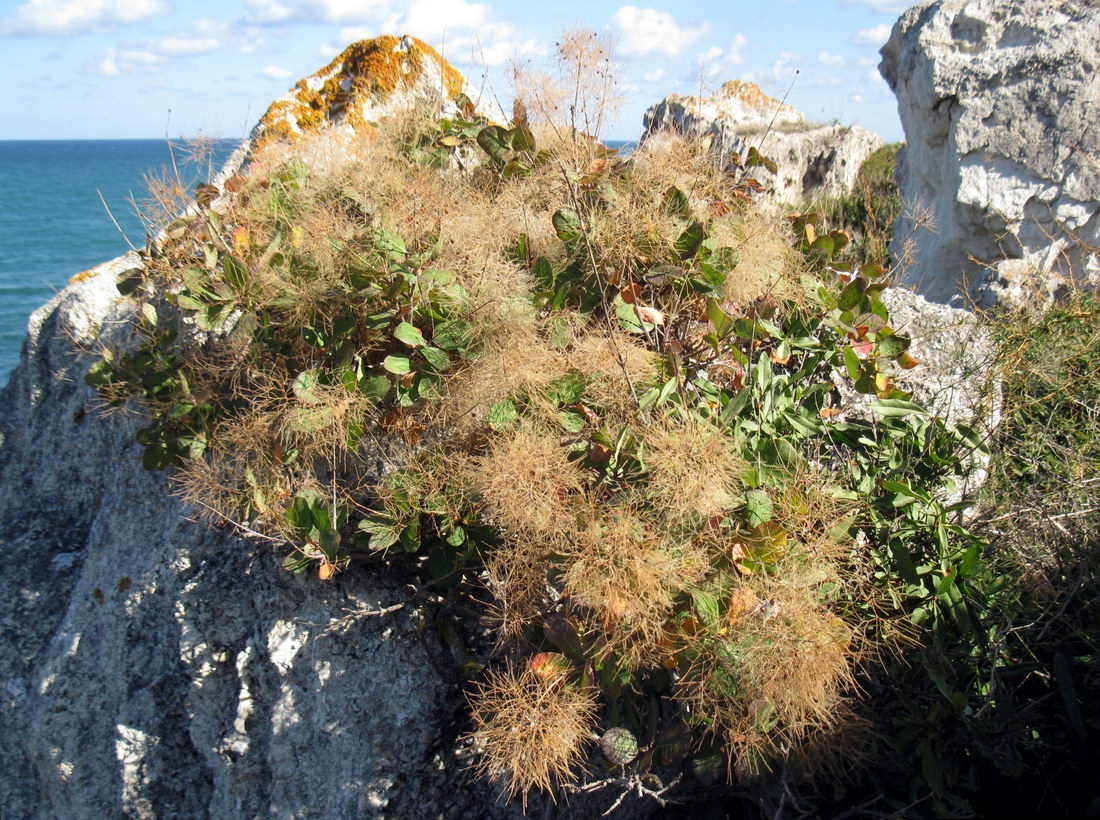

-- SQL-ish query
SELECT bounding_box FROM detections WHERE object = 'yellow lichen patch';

[254,35,467,147]
[719,80,800,120]
[69,268,100,284]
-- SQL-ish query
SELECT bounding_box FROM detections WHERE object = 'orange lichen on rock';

[718,80,799,119]
[253,35,467,147]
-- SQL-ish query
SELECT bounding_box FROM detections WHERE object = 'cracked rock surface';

[0,258,522,819]
[881,0,1100,307]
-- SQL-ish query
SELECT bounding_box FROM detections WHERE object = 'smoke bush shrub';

[87,33,991,812]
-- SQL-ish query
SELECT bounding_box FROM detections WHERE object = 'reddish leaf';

[620,283,642,305]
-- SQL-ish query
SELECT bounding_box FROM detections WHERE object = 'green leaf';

[675,221,706,260]
[420,345,451,372]
[692,589,721,629]
[360,374,391,402]
[374,228,407,259]
[488,399,518,431]
[552,209,583,244]
[394,321,426,347]
[357,518,401,551]
[545,370,586,405]
[508,123,536,152]
[546,315,572,349]
[663,186,691,220]
[84,358,115,390]
[558,410,585,433]
[837,277,868,311]
[289,406,332,432]
[433,319,473,352]
[292,369,322,404]
[842,345,861,380]
[869,398,927,417]
[744,490,773,528]
[876,333,911,358]
[477,125,511,162]
[533,256,555,289]
[706,298,733,337]
[223,254,250,291]
[383,355,412,375]
[782,409,823,437]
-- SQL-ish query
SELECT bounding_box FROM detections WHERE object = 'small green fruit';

[600,727,639,766]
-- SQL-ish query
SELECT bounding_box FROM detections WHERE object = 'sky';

[0,0,914,142]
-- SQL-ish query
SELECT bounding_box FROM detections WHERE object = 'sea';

[0,138,634,387]
[0,139,240,385]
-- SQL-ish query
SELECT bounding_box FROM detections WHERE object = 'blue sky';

[0,0,912,142]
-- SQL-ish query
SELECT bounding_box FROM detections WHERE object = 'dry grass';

[109,27,884,804]
[710,207,804,307]
[560,503,708,668]
[467,664,598,805]
[472,424,585,536]
[643,419,747,519]
[676,575,856,774]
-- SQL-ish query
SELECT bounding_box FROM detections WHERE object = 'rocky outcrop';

[642,80,884,204]
[0,40,526,820]
[881,0,1100,307]
[255,35,469,146]
[0,254,525,819]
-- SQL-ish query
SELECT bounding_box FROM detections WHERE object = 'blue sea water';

[0,139,239,385]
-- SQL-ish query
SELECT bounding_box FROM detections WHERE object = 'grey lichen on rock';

[642,80,884,205]
[881,0,1100,307]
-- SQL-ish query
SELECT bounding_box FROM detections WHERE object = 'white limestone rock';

[642,80,884,204]
[880,0,1100,307]
[0,258,524,820]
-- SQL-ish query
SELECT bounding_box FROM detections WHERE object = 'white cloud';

[854,23,892,47]
[613,6,710,57]
[153,20,228,56]
[817,51,846,68]
[440,24,547,67]
[1,0,167,36]
[261,64,292,79]
[245,0,300,23]
[851,93,865,103]
[868,67,886,83]
[246,0,388,25]
[338,25,374,42]
[643,66,666,83]
[761,51,802,86]
[382,0,490,39]
[239,26,265,55]
[696,45,723,65]
[726,33,747,65]
[89,45,164,74]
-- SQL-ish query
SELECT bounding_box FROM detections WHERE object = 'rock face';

[642,80,884,204]
[254,35,469,147]
[0,40,526,820]
[881,0,1100,307]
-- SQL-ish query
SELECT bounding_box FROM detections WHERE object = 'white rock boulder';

[642,80,884,204]
[880,0,1100,307]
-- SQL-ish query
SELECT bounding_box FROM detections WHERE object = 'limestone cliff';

[642,80,883,205]
[881,0,1100,306]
